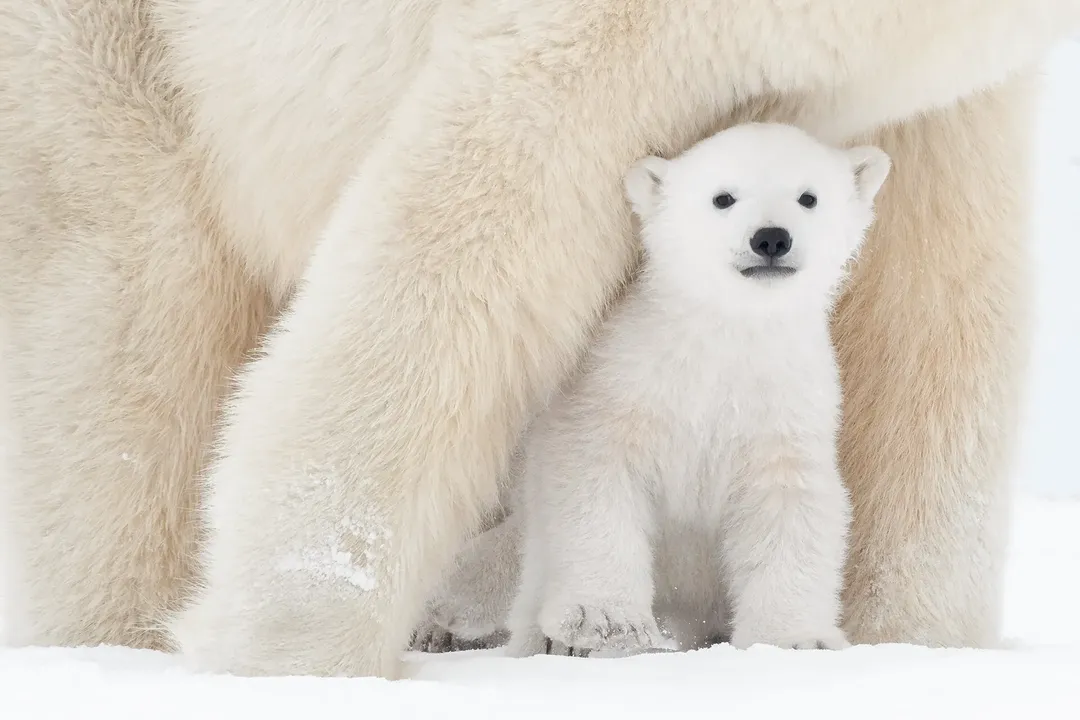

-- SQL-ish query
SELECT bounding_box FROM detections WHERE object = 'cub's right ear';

[624,156,668,217]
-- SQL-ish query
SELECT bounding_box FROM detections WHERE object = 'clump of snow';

[276,517,392,592]
[275,543,377,591]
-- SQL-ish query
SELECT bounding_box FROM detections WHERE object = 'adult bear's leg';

[166,9,675,679]
[0,237,272,651]
[0,3,275,649]
[833,73,1035,648]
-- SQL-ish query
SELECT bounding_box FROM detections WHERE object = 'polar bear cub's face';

[625,122,891,311]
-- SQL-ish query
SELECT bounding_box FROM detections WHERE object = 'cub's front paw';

[732,625,849,651]
[539,601,663,654]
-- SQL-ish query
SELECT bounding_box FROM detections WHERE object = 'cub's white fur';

[507,124,891,656]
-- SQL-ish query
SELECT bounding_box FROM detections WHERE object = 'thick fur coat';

[1,0,1078,678]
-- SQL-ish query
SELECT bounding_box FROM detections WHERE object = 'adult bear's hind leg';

[0,1,276,650]
[832,74,1034,648]
[0,224,273,651]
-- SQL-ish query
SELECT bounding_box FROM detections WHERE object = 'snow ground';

[0,497,1076,719]
[2,39,1079,720]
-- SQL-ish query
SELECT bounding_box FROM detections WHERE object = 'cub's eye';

[713,193,736,209]
[798,192,817,209]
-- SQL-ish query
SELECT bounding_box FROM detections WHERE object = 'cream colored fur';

[0,0,1076,677]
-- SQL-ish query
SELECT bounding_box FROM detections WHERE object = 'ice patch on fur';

[276,544,376,591]
[276,514,391,593]
[271,461,398,592]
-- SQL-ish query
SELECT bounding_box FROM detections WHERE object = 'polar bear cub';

[506,122,891,657]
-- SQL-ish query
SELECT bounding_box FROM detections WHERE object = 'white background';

[1020,38,1080,497]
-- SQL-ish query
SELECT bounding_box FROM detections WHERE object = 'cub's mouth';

[739,265,798,279]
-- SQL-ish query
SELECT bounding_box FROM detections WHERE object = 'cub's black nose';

[750,227,792,258]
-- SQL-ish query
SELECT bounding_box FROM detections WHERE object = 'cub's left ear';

[846,145,891,204]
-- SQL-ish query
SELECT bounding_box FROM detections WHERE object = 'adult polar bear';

[1,0,1078,679]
